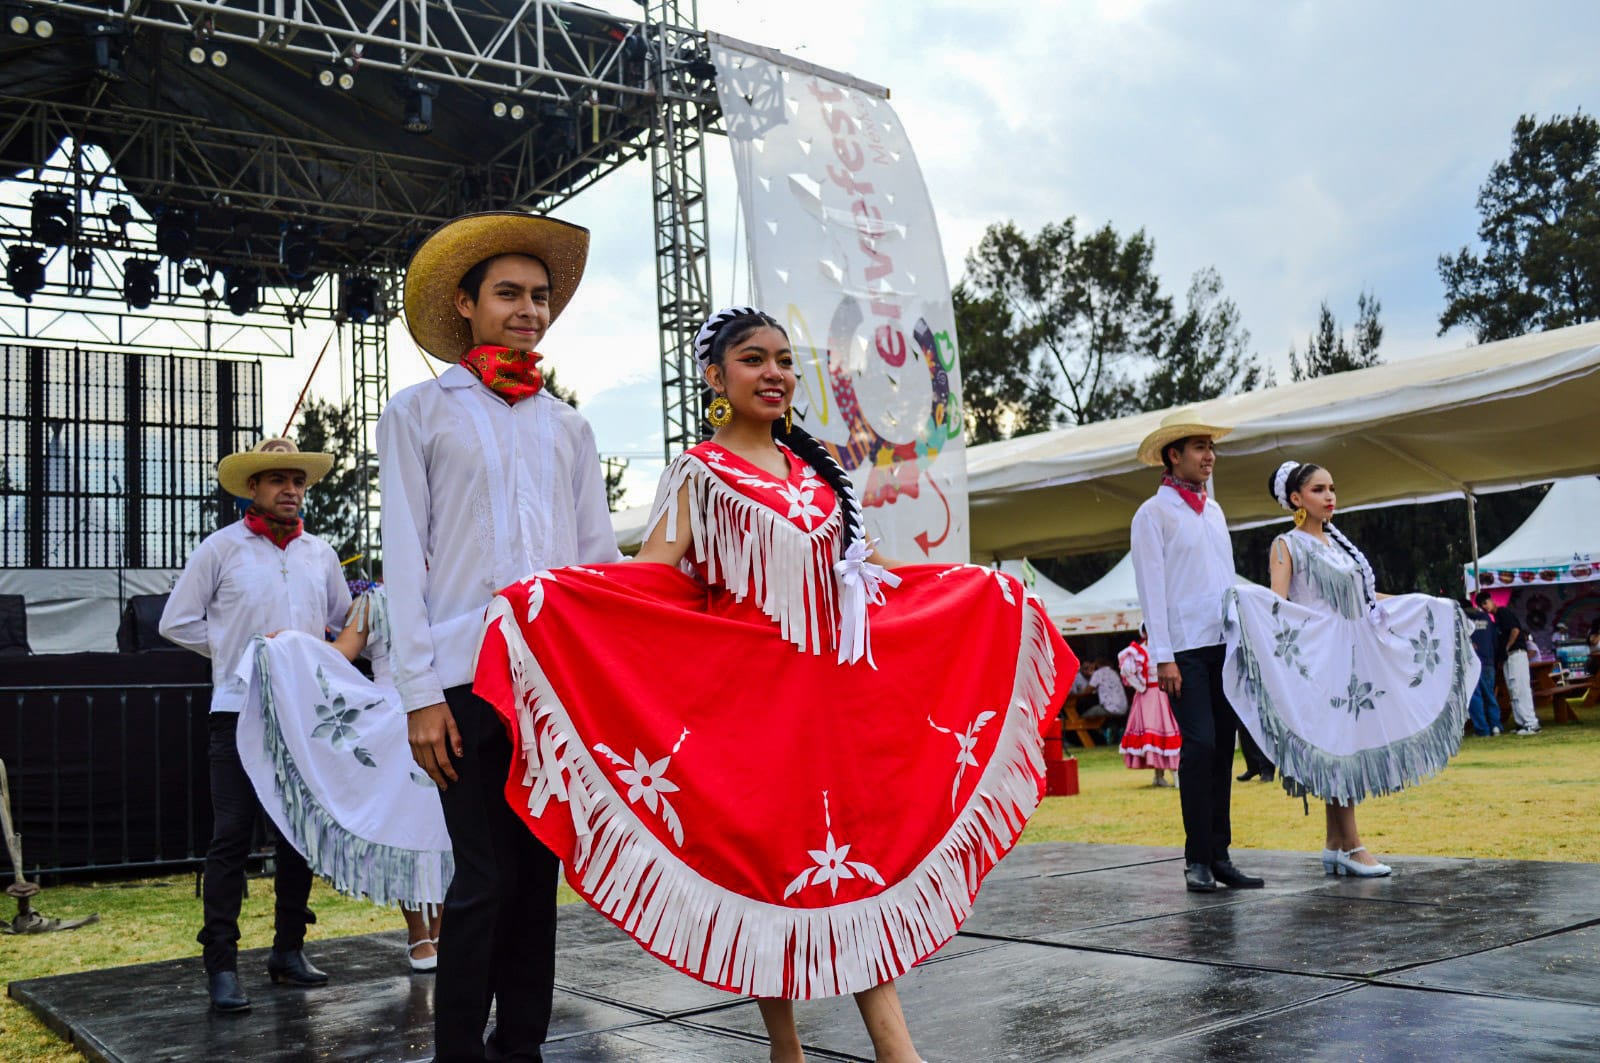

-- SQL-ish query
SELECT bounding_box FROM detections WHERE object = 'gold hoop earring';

[1293,507,1308,528]
[784,406,794,434]
[706,395,733,428]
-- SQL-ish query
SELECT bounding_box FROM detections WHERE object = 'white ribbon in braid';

[693,305,764,370]
[1272,460,1298,511]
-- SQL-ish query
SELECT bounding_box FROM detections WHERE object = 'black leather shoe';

[1211,860,1265,889]
[266,949,329,987]
[1184,862,1217,892]
[1236,767,1259,782]
[208,970,251,1013]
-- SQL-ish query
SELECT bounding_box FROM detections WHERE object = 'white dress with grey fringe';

[1222,530,1476,805]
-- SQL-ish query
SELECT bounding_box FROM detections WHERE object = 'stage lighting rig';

[6,246,47,302]
[6,5,51,37]
[223,266,260,316]
[107,202,133,230]
[88,20,126,82]
[339,274,380,323]
[491,99,527,121]
[69,249,93,293]
[187,41,228,68]
[155,207,194,262]
[317,63,356,91]
[122,258,160,309]
[29,191,73,247]
[279,222,319,281]
[402,78,438,134]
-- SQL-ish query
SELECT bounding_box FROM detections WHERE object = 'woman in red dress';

[473,308,1074,1062]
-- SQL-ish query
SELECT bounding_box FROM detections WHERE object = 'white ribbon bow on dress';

[834,538,902,668]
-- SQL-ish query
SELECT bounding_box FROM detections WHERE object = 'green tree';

[1438,112,1600,341]
[1288,292,1383,381]
[292,396,376,564]
[1142,267,1268,410]
[962,219,1172,428]
[952,282,1056,444]
[958,219,1268,440]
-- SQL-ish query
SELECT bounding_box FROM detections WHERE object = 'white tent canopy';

[1051,553,1143,636]
[1464,476,1600,593]
[967,321,1600,559]
[997,559,1077,622]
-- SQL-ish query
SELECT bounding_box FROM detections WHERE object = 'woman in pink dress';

[1118,636,1181,786]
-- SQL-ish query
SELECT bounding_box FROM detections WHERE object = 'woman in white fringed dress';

[1223,461,1477,878]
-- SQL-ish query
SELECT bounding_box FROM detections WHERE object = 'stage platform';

[11,842,1598,1061]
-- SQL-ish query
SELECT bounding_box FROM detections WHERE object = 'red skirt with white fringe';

[473,561,1073,999]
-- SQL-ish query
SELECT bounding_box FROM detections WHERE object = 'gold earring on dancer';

[1293,507,1308,528]
[706,395,733,428]
[784,406,794,434]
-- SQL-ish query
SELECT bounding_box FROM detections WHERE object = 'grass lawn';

[3,714,1596,1060]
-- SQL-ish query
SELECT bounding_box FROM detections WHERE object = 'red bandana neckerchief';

[461,344,544,404]
[1161,473,1208,515]
[243,504,304,550]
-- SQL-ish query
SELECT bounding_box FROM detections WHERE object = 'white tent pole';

[1466,488,1481,591]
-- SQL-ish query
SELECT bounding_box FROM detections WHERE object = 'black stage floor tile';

[693,940,1355,1062]
[10,844,1597,1062]
[1384,922,1600,1007]
[1156,984,1599,1062]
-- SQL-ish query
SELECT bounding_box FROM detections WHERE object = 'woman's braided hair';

[1268,461,1379,611]
[695,308,863,557]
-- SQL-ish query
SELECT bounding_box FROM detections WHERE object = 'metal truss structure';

[645,0,719,457]
[0,0,734,565]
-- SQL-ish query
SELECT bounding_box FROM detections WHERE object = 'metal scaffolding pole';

[645,1,718,461]
[347,313,388,573]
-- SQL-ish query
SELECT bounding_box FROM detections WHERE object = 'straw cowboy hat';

[217,438,334,499]
[1136,407,1234,467]
[403,211,590,361]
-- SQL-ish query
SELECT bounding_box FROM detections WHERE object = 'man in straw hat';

[1129,409,1266,893]
[160,438,352,1012]
[380,211,619,1061]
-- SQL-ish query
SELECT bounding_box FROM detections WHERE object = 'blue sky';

[255,0,1600,506]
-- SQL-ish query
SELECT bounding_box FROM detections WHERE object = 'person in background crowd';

[1078,655,1130,741]
[1483,592,1541,736]
[1464,593,1503,737]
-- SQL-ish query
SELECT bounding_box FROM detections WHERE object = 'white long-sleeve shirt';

[1129,484,1237,663]
[377,365,621,712]
[159,521,351,712]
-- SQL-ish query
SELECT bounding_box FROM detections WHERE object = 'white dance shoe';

[407,938,439,972]
[1329,846,1391,878]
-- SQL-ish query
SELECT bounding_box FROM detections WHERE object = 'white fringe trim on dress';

[646,452,844,655]
[484,591,1059,1000]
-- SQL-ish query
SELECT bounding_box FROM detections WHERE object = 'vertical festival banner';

[710,38,969,563]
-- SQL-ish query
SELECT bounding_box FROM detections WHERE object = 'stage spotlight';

[223,267,260,316]
[182,264,206,288]
[402,78,438,134]
[318,65,356,91]
[186,43,205,64]
[122,258,160,309]
[279,222,318,280]
[6,246,46,302]
[209,45,229,68]
[155,208,194,261]
[34,15,52,38]
[339,274,380,323]
[107,202,133,230]
[30,191,73,247]
[492,99,526,120]
[88,21,125,82]
[491,99,507,119]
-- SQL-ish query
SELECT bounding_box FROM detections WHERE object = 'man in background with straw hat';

[1130,410,1265,894]
[380,211,619,1062]
[160,438,352,1013]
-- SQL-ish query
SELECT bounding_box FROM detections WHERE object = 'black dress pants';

[198,711,314,974]
[434,684,559,1063]
[1172,645,1239,866]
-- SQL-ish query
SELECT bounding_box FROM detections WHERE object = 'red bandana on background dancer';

[243,504,304,549]
[461,344,544,404]
[1162,473,1208,515]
